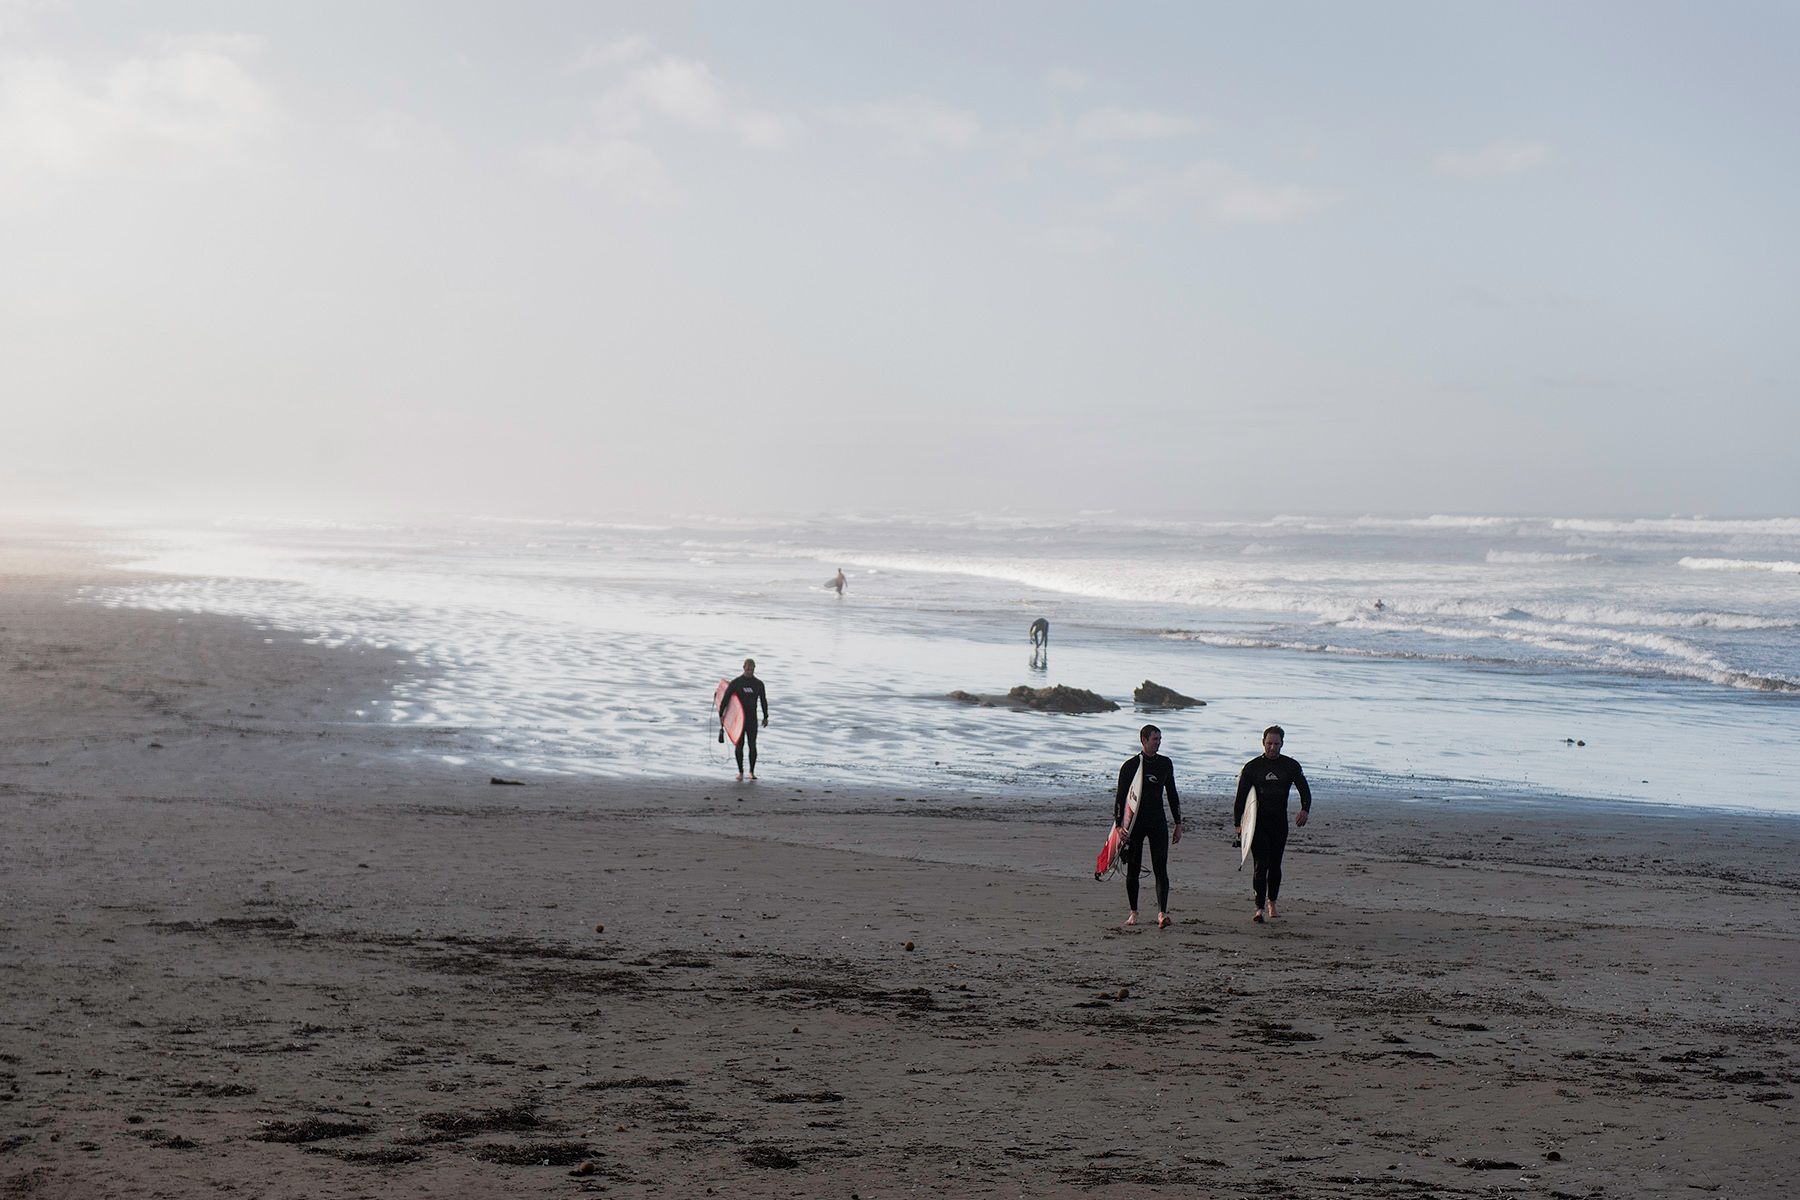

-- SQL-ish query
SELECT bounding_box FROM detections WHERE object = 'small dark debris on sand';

[419,1104,543,1135]
[1458,1158,1523,1170]
[252,1118,370,1143]
[762,1091,843,1104]
[308,1146,422,1165]
[472,1141,592,1166]
[1133,680,1205,708]
[1007,685,1117,713]
[741,1144,800,1169]
[490,776,525,786]
[580,1076,686,1091]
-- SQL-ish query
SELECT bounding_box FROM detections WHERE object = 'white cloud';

[1107,160,1332,224]
[592,54,790,149]
[841,96,980,155]
[1073,105,1201,142]
[536,47,791,202]
[0,38,272,175]
[1049,67,1090,91]
[1432,140,1548,178]
[573,34,653,72]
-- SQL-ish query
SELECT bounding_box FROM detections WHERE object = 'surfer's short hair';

[1263,725,1285,740]
[744,658,756,669]
[1139,724,1161,740]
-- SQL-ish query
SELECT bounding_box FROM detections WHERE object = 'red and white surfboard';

[1094,755,1144,880]
[714,679,746,746]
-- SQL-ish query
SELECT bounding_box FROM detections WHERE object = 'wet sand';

[2,530,1797,1198]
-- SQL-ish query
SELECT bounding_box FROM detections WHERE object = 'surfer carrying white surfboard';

[1114,724,1182,929]
[720,659,770,781]
[1233,725,1312,923]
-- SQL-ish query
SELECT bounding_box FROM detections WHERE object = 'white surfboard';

[1094,755,1144,880]
[1237,786,1258,871]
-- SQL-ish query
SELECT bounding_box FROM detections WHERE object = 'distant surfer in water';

[1115,724,1182,929]
[721,659,770,781]
[831,569,847,596]
[1029,617,1049,666]
[1234,725,1311,922]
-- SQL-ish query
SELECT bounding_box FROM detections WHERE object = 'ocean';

[83,512,1800,813]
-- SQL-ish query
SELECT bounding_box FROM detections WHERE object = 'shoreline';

[4,529,1797,1197]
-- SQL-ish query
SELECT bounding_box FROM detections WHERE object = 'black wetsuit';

[1115,753,1181,913]
[1234,754,1311,909]
[1029,618,1049,647]
[721,674,769,773]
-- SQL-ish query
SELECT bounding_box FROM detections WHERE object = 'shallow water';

[82,512,1800,812]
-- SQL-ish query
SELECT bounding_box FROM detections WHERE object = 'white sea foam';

[1485,550,1600,564]
[1679,557,1800,574]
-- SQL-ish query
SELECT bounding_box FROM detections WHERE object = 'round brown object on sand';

[594,924,605,933]
[903,941,914,951]
[1116,987,1129,999]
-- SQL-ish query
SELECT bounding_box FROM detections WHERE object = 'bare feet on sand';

[1157,913,1171,929]
[1267,904,1280,920]
[748,773,757,780]
[1252,907,1265,923]
[735,773,744,781]
[1124,912,1138,926]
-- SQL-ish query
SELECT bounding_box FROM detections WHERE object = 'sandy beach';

[3,531,1797,1199]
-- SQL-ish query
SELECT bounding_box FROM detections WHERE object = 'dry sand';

[2,529,1796,1198]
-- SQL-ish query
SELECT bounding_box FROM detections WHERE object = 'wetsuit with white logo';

[1115,753,1181,913]
[721,674,769,773]
[1233,754,1311,909]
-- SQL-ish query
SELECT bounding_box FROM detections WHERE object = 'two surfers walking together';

[1105,723,1312,926]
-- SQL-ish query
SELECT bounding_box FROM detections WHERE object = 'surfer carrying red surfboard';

[1234,725,1312,923]
[720,659,770,781]
[1114,725,1182,929]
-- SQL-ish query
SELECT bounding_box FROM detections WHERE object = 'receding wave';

[1679,557,1800,574]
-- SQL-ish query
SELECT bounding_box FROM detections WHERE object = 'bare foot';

[1124,912,1138,926]
[735,773,744,781]
[1251,908,1265,923]
[1266,904,1280,920]
[748,773,758,781]
[1157,913,1171,929]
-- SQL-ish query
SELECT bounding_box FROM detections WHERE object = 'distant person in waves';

[1029,617,1049,666]
[831,569,847,596]
[1115,724,1182,929]
[721,658,770,781]
[1234,725,1312,923]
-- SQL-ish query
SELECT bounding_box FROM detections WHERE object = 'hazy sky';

[3,1,1796,518]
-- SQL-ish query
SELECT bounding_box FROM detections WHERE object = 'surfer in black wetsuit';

[1233,725,1311,922]
[1029,617,1049,667]
[721,658,770,781]
[1115,724,1182,929]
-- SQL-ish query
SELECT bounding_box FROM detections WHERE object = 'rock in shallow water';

[1007,684,1118,713]
[1133,680,1205,708]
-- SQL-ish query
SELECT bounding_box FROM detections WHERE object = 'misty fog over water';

[84,512,1800,813]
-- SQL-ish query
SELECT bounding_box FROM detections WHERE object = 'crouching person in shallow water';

[1116,724,1182,929]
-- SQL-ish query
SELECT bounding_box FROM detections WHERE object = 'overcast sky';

[3,1,1796,519]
